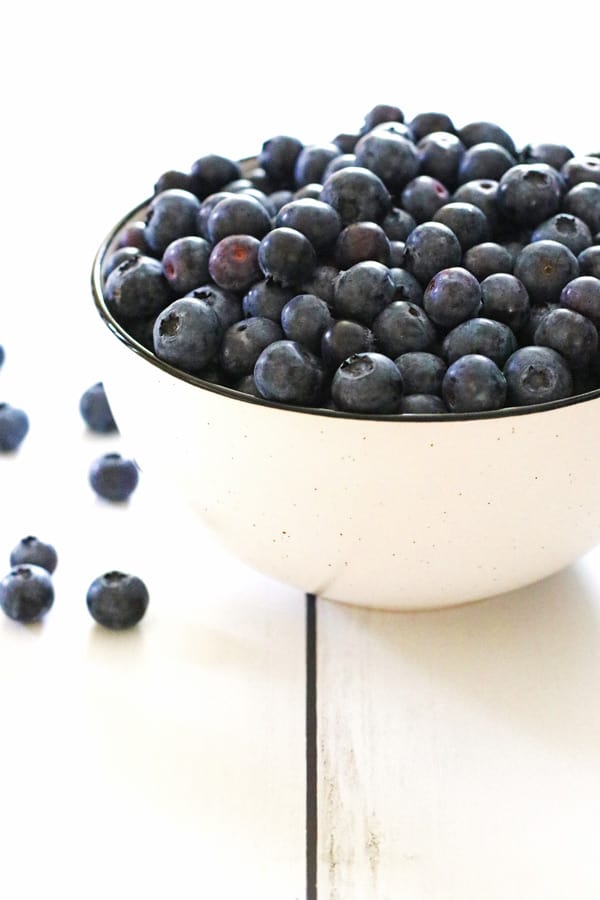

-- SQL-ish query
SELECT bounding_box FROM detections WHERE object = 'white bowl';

[91,202,600,611]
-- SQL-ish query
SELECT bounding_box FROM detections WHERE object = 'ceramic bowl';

[90,195,600,612]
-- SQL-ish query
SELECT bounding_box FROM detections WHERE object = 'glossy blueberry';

[561,156,600,189]
[281,294,333,353]
[497,164,563,227]
[153,296,222,373]
[144,189,201,256]
[79,382,118,433]
[104,255,173,319]
[301,264,340,304]
[102,246,142,282]
[563,182,600,235]
[331,352,403,414]
[0,565,54,623]
[578,246,600,279]
[242,279,295,320]
[503,345,573,405]
[457,142,516,184]
[462,242,513,280]
[513,240,579,303]
[442,317,518,367]
[400,176,450,224]
[86,571,149,630]
[534,307,598,368]
[189,154,241,199]
[10,536,58,574]
[294,143,341,187]
[480,273,530,331]
[417,131,465,188]
[409,111,455,141]
[389,268,424,305]
[400,394,447,414]
[372,301,437,356]
[452,179,500,232]
[381,207,416,242]
[432,201,491,250]
[457,121,517,156]
[334,222,391,268]
[89,453,139,502]
[320,166,391,225]
[161,235,211,295]
[362,103,405,131]
[254,340,326,406]
[209,234,262,292]
[394,352,446,395]
[154,169,193,194]
[520,142,574,170]
[206,194,272,244]
[531,213,592,256]
[442,354,507,412]
[403,221,462,285]
[423,266,482,329]
[186,285,242,330]
[220,317,284,379]
[0,403,29,451]
[258,135,304,186]
[354,131,420,192]
[275,198,342,251]
[258,227,316,287]
[320,319,375,371]
[333,261,395,325]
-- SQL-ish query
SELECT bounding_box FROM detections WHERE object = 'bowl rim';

[90,171,600,424]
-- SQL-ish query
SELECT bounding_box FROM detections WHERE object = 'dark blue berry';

[560,276,600,327]
[452,179,500,232]
[0,403,29,451]
[400,393,447,414]
[79,382,118,433]
[293,183,323,201]
[186,285,242,330]
[258,227,317,286]
[394,351,446,395]
[275,198,342,251]
[254,340,326,406]
[196,191,235,238]
[533,307,598,368]
[520,142,574,170]
[294,143,341,187]
[442,317,518,367]
[423,266,482,329]
[409,111,455,141]
[268,189,294,214]
[86,571,149,630]
[89,453,139,502]
[462,242,513,280]
[242,279,295,320]
[322,153,358,182]
[389,268,424,305]
[497,164,563,227]
[114,220,151,254]
[432,201,491,250]
[0,565,54,623]
[513,240,579,303]
[372,301,437,356]
[189,154,241,199]
[561,156,600,189]
[207,194,272,243]
[331,352,403,414]
[417,131,465,189]
[381,207,416,241]
[258,135,304,186]
[144,189,201,256]
[400,176,450,224]
[333,261,394,325]
[10,536,58,574]
[153,296,222,373]
[354,131,420,192]
[442,354,507,412]
[531,213,592,256]
[320,319,375,371]
[332,132,360,154]
[154,169,193,195]
[457,121,517,156]
[102,246,142,282]
[219,317,284,379]
[281,294,333,353]
[578,246,600,279]
[234,374,262,397]
[320,164,392,226]
[334,222,391,268]
[480,273,530,332]
[300,264,340,304]
[208,234,262,292]
[503,345,573,405]
[362,103,405,131]
[404,221,462,285]
[389,241,406,267]
[161,235,211,295]
[457,142,516,184]
[105,255,173,319]
[563,182,600,234]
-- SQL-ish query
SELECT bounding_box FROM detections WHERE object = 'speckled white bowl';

[91,200,600,611]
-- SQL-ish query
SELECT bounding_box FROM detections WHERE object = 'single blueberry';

[561,156,600,190]
[372,301,437,356]
[503,345,573,405]
[258,135,304,186]
[242,279,296,320]
[219,317,284,379]
[533,307,598,368]
[153,296,222,373]
[268,189,294,214]
[531,213,592,256]
[403,221,462,285]
[275,198,342,251]
[457,142,516,184]
[189,154,242,199]
[154,169,193,194]
[400,393,447,414]
[462,242,514,281]
[400,176,450,224]
[452,179,500,232]
[480,273,531,332]
[104,255,173,319]
[0,565,54,623]
[394,352,447,395]
[432,201,492,251]
[144,189,201,256]
[334,222,391,268]
[331,352,403,414]
[0,403,29,451]
[417,131,465,189]
[86,571,149,630]
[381,207,417,242]
[389,241,406,267]
[409,111,456,141]
[389,268,424,305]
[208,234,262,292]
[161,235,211,296]
[113,220,151,254]
[79,382,118,433]
[442,317,518,367]
[102,246,142,282]
[333,261,395,325]
[520,142,574,170]
[513,240,579,303]
[186,285,242,331]
[196,191,236,239]
[207,194,272,243]
[497,164,563,228]
[89,453,139,503]
[320,166,391,225]
[423,266,482,329]
[457,121,517,156]
[442,354,507,412]
[354,131,420,192]
[563,182,600,235]
[294,143,342,187]
[10,536,58,574]
[578,246,600,279]
[281,294,333,353]
[254,340,326,406]
[320,319,375,371]
[362,103,405,131]
[258,227,317,286]
[300,264,340,304]
[560,276,600,327]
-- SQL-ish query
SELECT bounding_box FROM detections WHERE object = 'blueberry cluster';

[102,105,600,414]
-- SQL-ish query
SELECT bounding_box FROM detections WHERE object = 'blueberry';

[561,156,600,190]
[497,164,563,227]
[520,142,574,170]
[300,264,340,304]
[294,143,342,187]
[403,221,462,285]
[372,301,437,356]
[354,131,420,192]
[258,135,304,186]
[89,453,139,502]
[293,183,323,201]
[154,169,193,195]
[423,266,482,329]
[186,285,242,330]
[400,175,450,224]
[408,111,455,140]
[442,354,507,412]
[560,277,600,327]
[381,207,417,241]
[219,316,284,379]
[0,403,29,451]
[268,189,294,214]
[442,317,518,367]
[161,235,211,295]
[417,131,465,188]
[114,220,151,254]
[242,279,296,320]
[196,191,235,239]
[104,255,173,319]
[207,194,272,243]
[86,571,149,630]
[153,296,222,374]
[275,198,342,251]
[320,166,391,225]
[563,182,600,235]
[480,273,530,331]
[452,179,500,232]
[332,132,360,154]
[10,536,58,574]
[320,319,375,371]
[189,154,242,199]
[518,301,560,345]
[331,352,403,414]
[79,382,118,433]
[281,294,333,353]
[432,201,491,250]
[322,154,358,181]
[334,222,391,268]
[533,307,598,368]
[258,227,317,287]
[102,246,143,282]
[389,241,406,267]
[400,393,448,414]
[457,142,516,184]
[462,242,514,280]
[503,345,573,405]
[513,240,579,303]
[389,267,424,305]
[531,213,592,255]
[208,234,262,292]
[578,246,600,279]
[333,261,395,325]
[457,121,517,156]
[0,565,54,624]
[144,189,201,256]
[362,103,405,131]
[394,351,447,395]
[254,340,326,406]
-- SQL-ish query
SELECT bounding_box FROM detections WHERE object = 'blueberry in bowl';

[91,107,600,611]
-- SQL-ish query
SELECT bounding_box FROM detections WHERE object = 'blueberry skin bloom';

[206,194,272,243]
[86,571,149,630]
[480,273,530,332]
[333,261,395,325]
[258,134,304,186]
[153,297,222,374]
[403,222,462,286]
[79,382,118,433]
[275,198,342,251]
[354,131,420,193]
[258,227,317,287]
[503,346,573,406]
[0,403,29,451]
[496,164,562,227]
[513,240,579,303]
[280,294,332,353]
[394,351,447,395]
[432,201,492,251]
[331,352,403,414]
[10,536,58,574]
[144,188,201,256]
[320,166,391,225]
[0,564,54,623]
[89,453,139,502]
[423,267,482,329]
[442,354,507,413]
[372,301,437,357]
[219,316,284,379]
[104,255,173,319]
[254,340,326,406]
[533,307,598,369]
[531,213,592,256]
[442,317,518,367]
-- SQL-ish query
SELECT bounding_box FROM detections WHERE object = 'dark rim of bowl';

[91,161,600,424]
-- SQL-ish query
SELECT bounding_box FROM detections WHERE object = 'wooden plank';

[317,549,600,899]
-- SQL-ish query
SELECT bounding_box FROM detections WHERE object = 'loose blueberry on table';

[102,104,600,415]
[86,571,149,630]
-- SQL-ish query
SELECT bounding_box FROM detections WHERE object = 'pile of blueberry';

[101,104,600,414]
